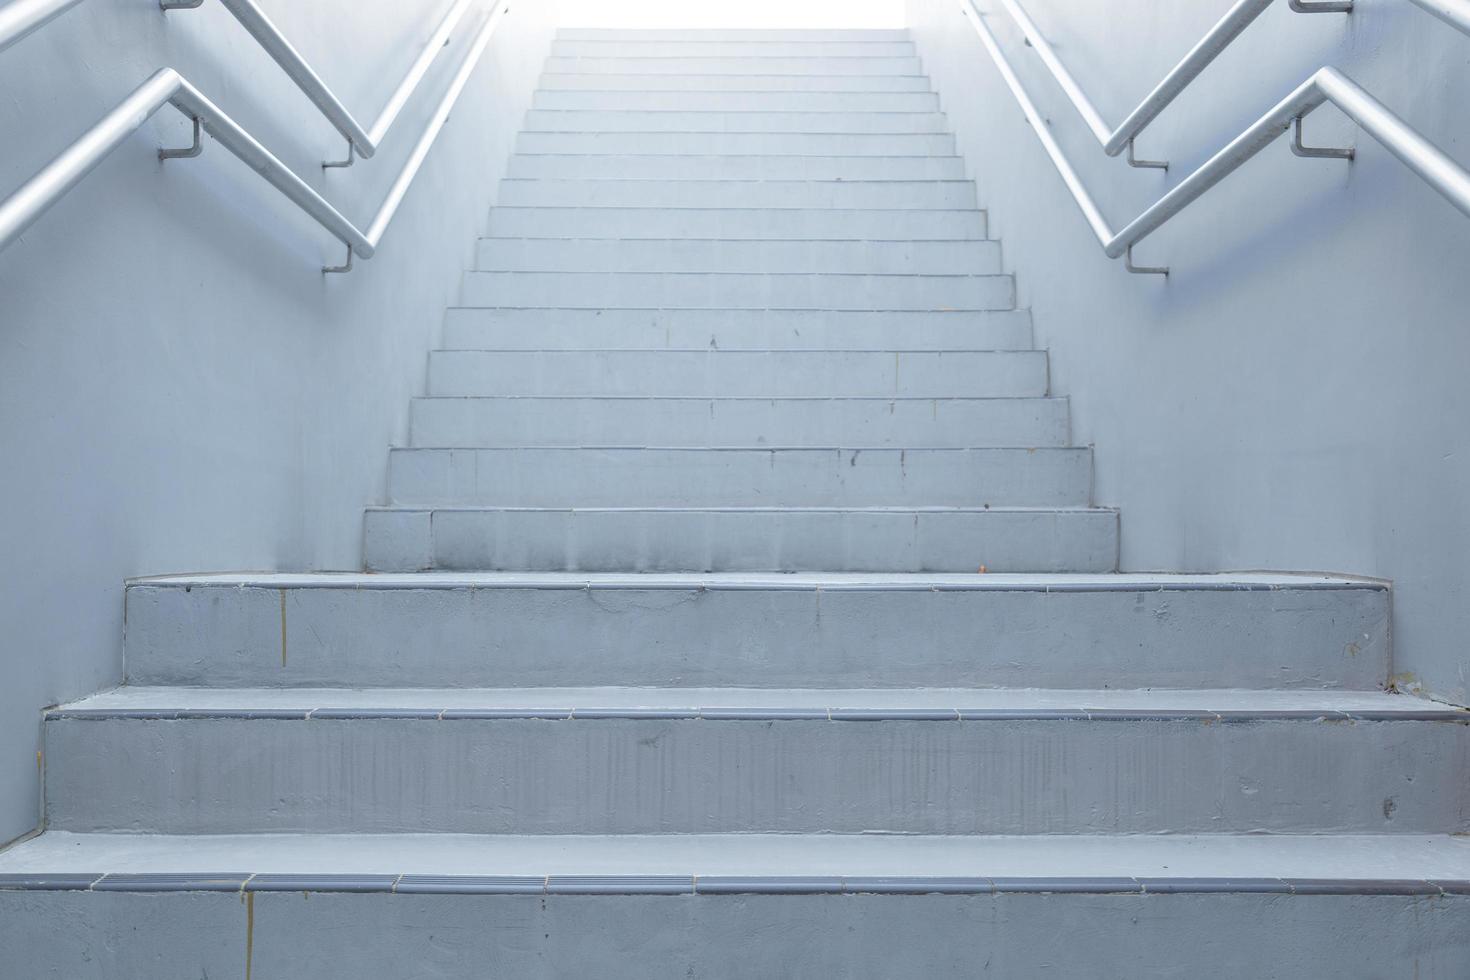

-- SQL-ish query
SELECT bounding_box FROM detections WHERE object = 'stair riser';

[439,309,1026,349]
[495,180,976,209]
[542,57,924,74]
[515,132,955,154]
[426,351,1048,398]
[6,891,1466,979]
[505,154,967,179]
[124,580,1389,689]
[409,397,1069,448]
[474,239,1000,275]
[458,272,1014,311]
[484,207,984,239]
[549,42,918,57]
[45,716,1466,834]
[522,110,947,134]
[539,73,934,91]
[387,449,1094,508]
[362,508,1117,573]
[532,92,941,111]
[558,29,915,40]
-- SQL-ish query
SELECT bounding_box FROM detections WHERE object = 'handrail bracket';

[158,0,205,9]
[1288,0,1353,12]
[1291,113,1354,160]
[1124,245,1168,277]
[323,141,356,170]
[1126,138,1168,171]
[323,242,353,275]
[158,115,203,160]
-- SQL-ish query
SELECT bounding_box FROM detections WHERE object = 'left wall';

[0,0,558,845]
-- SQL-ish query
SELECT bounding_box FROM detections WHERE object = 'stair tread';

[5,832,1469,888]
[53,686,1448,718]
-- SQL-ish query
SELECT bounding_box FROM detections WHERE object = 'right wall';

[907,0,1470,704]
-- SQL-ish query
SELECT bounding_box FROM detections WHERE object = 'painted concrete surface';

[124,572,1386,688]
[0,0,559,846]
[907,0,1470,706]
[44,710,1467,834]
[2,890,1468,978]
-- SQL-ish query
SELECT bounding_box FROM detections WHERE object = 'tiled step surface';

[530,90,942,110]
[458,271,1013,309]
[474,238,1001,274]
[386,447,1094,507]
[44,687,1467,835]
[427,349,1046,397]
[548,41,919,57]
[515,131,956,154]
[408,395,1070,448]
[123,573,1389,690]
[504,152,967,178]
[521,110,950,134]
[495,178,977,208]
[484,205,984,237]
[541,57,926,74]
[439,308,1031,349]
[362,505,1119,573]
[538,72,936,91]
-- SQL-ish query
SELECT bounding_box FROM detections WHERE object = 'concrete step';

[408,396,1069,448]
[521,109,947,134]
[531,90,941,111]
[504,153,967,179]
[484,206,985,239]
[438,309,1031,350]
[386,447,1094,508]
[549,41,918,58]
[474,238,1000,274]
[426,350,1047,398]
[538,73,935,92]
[541,57,925,75]
[494,178,976,209]
[124,572,1388,689]
[5,832,1467,976]
[458,272,1014,311]
[556,29,915,41]
[361,505,1116,572]
[43,687,1466,834]
[515,131,955,154]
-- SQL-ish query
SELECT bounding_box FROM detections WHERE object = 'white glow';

[558,0,905,29]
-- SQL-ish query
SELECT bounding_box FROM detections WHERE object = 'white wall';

[0,0,558,845]
[907,0,1470,703]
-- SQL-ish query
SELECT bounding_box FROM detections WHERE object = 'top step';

[551,41,917,58]
[556,30,913,41]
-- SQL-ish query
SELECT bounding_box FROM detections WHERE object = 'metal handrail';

[992,0,1351,169]
[960,0,1470,275]
[0,0,83,54]
[0,3,510,271]
[159,0,478,167]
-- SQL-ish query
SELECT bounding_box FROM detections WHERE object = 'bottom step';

[364,506,1119,572]
[3,833,1468,976]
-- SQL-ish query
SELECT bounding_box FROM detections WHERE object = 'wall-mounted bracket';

[1291,114,1354,160]
[323,141,356,170]
[158,0,205,9]
[158,116,203,160]
[1288,0,1353,12]
[1126,138,1168,171]
[1125,244,1168,277]
[323,242,354,274]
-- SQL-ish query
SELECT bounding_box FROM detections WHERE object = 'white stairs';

[3,28,1468,977]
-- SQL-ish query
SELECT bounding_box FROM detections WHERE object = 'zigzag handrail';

[992,0,1470,168]
[960,0,1470,275]
[0,0,84,54]
[0,3,509,271]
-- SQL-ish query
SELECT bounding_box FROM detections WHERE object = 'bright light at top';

[558,0,905,29]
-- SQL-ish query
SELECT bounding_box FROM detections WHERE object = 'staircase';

[3,27,1468,978]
